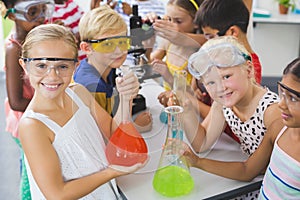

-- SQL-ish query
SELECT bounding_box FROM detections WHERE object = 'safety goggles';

[4,0,54,22]
[22,57,77,77]
[278,81,300,108]
[188,42,251,80]
[84,36,131,53]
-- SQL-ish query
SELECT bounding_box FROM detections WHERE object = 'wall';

[252,0,300,77]
[0,17,4,71]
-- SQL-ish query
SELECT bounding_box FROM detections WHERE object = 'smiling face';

[202,65,250,107]
[24,40,76,99]
[278,74,300,128]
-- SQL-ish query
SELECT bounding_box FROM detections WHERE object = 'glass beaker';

[153,106,194,197]
[173,70,187,106]
[105,66,148,166]
[159,70,187,123]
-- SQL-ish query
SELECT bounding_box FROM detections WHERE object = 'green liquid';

[152,165,194,197]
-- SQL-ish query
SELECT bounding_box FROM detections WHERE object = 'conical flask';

[153,106,194,197]
[105,66,148,166]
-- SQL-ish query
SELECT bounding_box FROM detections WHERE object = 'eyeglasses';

[4,0,54,22]
[277,81,300,108]
[188,42,251,80]
[84,36,131,53]
[22,57,77,77]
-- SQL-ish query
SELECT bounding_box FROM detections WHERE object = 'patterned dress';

[223,89,280,200]
[223,90,279,156]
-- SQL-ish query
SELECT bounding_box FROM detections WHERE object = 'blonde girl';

[180,57,300,200]
[19,24,146,199]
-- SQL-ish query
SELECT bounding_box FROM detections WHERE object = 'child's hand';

[122,2,132,15]
[151,59,172,83]
[157,91,180,107]
[116,71,139,100]
[167,92,180,106]
[191,78,206,101]
[143,12,160,24]
[109,157,149,176]
[167,138,199,168]
[153,19,180,41]
[134,111,152,127]
[90,0,102,9]
[158,91,171,107]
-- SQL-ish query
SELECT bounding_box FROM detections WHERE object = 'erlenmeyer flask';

[153,106,194,197]
[105,66,148,166]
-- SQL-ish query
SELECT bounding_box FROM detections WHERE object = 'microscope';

[129,4,154,65]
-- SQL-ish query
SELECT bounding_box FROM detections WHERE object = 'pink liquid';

[105,122,148,166]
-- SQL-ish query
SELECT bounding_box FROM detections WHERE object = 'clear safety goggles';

[4,0,54,22]
[84,36,131,54]
[278,81,300,108]
[22,57,77,77]
[188,43,251,80]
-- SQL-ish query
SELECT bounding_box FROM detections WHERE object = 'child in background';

[184,36,283,199]
[74,5,152,132]
[90,0,165,25]
[150,0,203,91]
[120,0,166,26]
[51,0,86,60]
[2,0,54,199]
[195,0,261,84]
[19,23,146,199]
[180,57,300,199]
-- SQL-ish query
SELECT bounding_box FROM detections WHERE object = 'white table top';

[253,13,300,24]
[117,79,263,200]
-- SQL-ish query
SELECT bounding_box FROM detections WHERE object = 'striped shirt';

[259,126,300,199]
[51,0,86,60]
[118,0,166,27]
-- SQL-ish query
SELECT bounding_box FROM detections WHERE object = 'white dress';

[23,88,121,199]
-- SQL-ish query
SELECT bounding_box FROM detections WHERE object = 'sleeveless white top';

[23,87,121,199]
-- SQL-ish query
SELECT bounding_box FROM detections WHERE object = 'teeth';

[44,84,58,89]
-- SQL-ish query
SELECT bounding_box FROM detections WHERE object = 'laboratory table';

[117,79,263,200]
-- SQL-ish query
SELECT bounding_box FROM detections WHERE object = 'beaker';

[159,70,187,123]
[105,66,148,166]
[173,70,187,106]
[153,106,194,197]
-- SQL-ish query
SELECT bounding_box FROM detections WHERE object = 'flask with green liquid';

[152,105,194,197]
